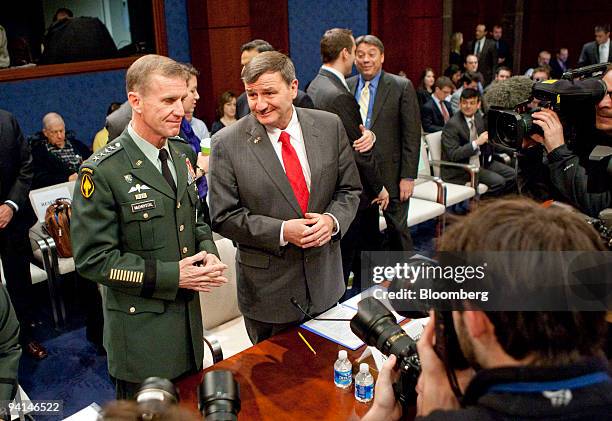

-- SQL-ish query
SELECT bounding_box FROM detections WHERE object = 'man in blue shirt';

[347,35,421,251]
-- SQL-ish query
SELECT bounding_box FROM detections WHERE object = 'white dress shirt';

[321,65,350,91]
[599,39,610,64]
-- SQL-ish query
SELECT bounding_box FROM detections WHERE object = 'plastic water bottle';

[354,363,374,403]
[334,350,352,389]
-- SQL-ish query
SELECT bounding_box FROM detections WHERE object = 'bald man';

[29,112,91,189]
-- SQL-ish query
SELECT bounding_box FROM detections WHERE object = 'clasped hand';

[178,251,228,293]
[283,212,334,248]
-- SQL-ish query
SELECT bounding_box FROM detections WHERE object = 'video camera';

[116,371,240,420]
[488,63,610,149]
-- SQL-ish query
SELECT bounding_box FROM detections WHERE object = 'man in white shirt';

[578,24,610,66]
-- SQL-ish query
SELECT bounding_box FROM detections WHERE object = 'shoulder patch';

[86,141,123,166]
[80,172,95,198]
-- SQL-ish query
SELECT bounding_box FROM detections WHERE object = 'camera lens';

[199,370,240,421]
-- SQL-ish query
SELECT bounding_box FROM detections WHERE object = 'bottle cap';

[359,363,369,373]
[338,350,347,360]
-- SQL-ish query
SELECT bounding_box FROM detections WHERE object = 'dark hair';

[418,67,435,90]
[460,71,480,85]
[495,66,511,76]
[492,24,503,31]
[240,39,274,53]
[320,28,353,63]
[354,34,384,54]
[216,91,236,118]
[53,8,73,22]
[443,64,461,78]
[594,24,610,33]
[241,51,296,86]
[180,63,200,77]
[434,76,454,91]
[106,102,122,116]
[460,87,480,101]
[438,197,607,365]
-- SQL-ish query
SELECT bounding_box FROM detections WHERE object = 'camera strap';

[487,371,610,393]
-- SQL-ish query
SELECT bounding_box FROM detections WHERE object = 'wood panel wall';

[186,0,289,123]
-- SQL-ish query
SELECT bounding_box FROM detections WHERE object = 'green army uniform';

[71,129,218,384]
[0,284,20,417]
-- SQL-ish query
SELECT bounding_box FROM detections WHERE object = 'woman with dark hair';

[210,91,237,135]
[444,64,462,89]
[416,67,435,108]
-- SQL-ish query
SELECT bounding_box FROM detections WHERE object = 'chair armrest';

[494,152,511,165]
[416,175,447,204]
[429,160,480,189]
[203,328,224,364]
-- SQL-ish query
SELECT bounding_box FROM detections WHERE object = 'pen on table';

[298,331,317,355]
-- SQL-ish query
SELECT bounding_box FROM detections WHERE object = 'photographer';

[362,198,612,420]
[485,72,612,216]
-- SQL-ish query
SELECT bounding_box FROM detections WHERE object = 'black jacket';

[307,68,383,206]
[29,131,91,189]
[418,357,612,421]
[421,98,453,133]
[0,109,35,231]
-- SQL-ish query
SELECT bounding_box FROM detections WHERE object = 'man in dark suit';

[421,76,454,133]
[441,88,515,195]
[235,39,314,119]
[550,48,569,79]
[72,55,227,398]
[348,34,421,252]
[491,24,511,68]
[0,109,47,359]
[578,24,610,67]
[307,28,387,298]
[209,51,361,344]
[466,24,498,85]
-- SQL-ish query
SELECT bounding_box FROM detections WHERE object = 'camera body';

[489,77,608,149]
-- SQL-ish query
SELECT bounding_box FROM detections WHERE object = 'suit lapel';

[371,71,391,127]
[168,141,188,203]
[121,134,176,199]
[245,116,303,216]
[320,69,348,92]
[297,109,320,212]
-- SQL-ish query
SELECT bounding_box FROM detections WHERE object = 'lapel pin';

[254,136,261,144]
[124,175,133,183]
[136,160,142,167]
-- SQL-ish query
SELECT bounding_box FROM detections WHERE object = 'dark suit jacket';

[236,89,314,120]
[578,40,603,67]
[467,38,498,85]
[0,109,35,232]
[421,98,453,133]
[209,109,361,323]
[307,68,383,206]
[441,112,492,184]
[550,58,568,79]
[347,71,421,199]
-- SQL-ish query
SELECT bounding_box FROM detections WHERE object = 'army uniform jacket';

[71,130,218,383]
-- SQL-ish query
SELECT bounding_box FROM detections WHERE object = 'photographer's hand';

[415,311,462,417]
[531,109,565,153]
[361,355,403,421]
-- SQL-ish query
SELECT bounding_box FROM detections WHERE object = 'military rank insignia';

[185,158,196,185]
[80,169,95,198]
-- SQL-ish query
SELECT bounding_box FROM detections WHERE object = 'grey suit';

[577,40,608,67]
[209,108,361,342]
[105,101,131,142]
[347,71,421,251]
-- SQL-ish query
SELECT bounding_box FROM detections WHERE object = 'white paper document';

[301,304,364,350]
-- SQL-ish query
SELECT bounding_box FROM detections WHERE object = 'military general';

[71,55,227,399]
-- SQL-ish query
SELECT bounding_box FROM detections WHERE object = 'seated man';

[449,71,480,114]
[29,112,91,189]
[441,88,515,195]
[421,76,454,133]
[363,197,612,421]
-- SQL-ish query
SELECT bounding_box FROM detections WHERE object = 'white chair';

[200,237,251,367]
[28,181,76,327]
[423,131,489,199]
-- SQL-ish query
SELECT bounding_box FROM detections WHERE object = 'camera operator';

[485,71,612,216]
[362,197,612,421]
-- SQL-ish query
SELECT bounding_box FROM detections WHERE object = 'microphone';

[290,297,352,322]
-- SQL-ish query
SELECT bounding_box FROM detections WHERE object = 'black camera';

[489,77,608,149]
[350,297,421,408]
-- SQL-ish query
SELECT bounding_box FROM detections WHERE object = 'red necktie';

[278,131,309,214]
[440,102,450,123]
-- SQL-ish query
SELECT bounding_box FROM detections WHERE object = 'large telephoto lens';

[199,370,241,421]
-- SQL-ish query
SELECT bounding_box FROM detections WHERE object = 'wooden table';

[176,326,375,420]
